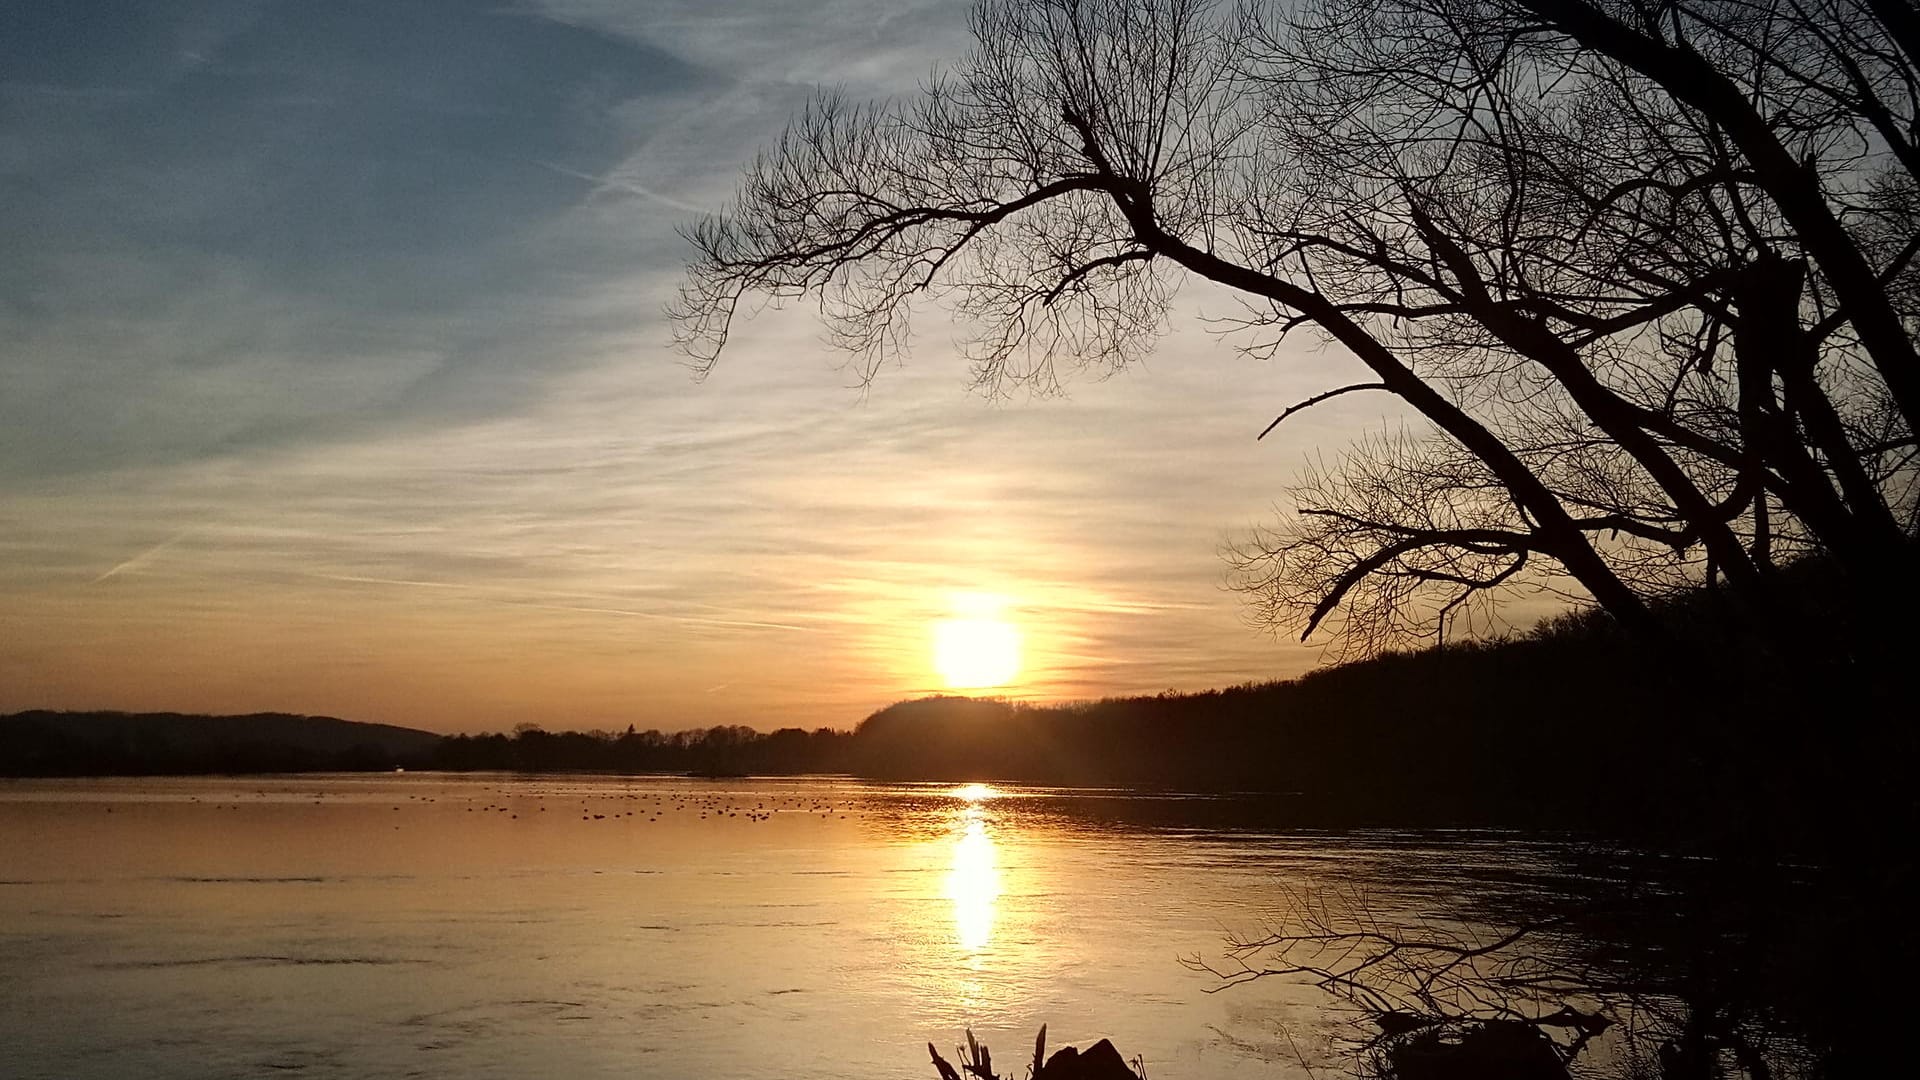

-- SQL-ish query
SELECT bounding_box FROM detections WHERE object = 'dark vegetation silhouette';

[0,713,854,779]
[930,1027,1145,1080]
[431,722,852,776]
[0,711,439,776]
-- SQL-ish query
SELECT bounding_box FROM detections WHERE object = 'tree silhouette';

[1220,0,1920,650]
[671,0,1916,650]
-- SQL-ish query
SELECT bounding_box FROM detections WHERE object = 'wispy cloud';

[308,572,816,633]
[0,0,1364,732]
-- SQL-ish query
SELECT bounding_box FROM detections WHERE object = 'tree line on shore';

[6,556,1901,848]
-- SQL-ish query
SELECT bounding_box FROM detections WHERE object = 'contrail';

[90,530,191,585]
[531,159,707,214]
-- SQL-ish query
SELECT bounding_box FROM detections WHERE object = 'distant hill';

[0,710,441,776]
[7,556,1905,845]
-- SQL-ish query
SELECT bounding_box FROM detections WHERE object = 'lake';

[1,774,1662,1079]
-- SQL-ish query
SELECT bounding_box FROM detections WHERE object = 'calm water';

[0,774,1644,1079]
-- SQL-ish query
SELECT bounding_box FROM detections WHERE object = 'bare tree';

[671,0,1916,652]
[1220,0,1920,645]
[1228,432,1545,659]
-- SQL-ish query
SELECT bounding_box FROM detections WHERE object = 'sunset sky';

[0,0,1418,733]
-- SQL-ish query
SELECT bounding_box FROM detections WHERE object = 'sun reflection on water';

[945,786,1002,953]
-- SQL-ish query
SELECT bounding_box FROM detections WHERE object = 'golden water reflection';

[945,786,1002,952]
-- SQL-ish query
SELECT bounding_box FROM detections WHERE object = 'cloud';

[0,0,724,480]
[0,0,1385,731]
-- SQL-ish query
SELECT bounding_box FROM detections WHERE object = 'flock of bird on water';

[165,788,853,825]
[459,791,851,823]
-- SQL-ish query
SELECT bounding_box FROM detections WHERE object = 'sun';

[933,604,1021,690]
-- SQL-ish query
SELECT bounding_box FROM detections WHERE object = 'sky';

[0,0,1412,734]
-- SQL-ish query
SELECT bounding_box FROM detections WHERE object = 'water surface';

[1,774,1639,1079]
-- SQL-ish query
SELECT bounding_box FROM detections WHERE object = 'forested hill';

[0,711,441,776]
[6,558,1903,841]
[434,559,1908,837]
[845,633,1673,825]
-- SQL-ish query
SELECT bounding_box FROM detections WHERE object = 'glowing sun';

[933,608,1021,690]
